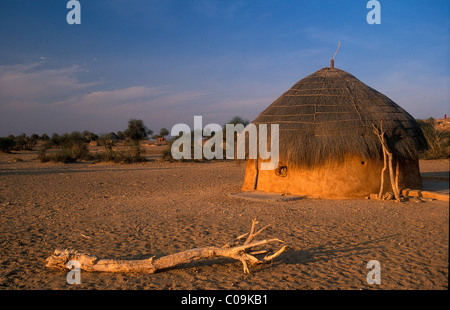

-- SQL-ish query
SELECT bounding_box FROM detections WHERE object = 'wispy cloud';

[0,62,97,105]
[0,62,213,135]
[57,86,166,107]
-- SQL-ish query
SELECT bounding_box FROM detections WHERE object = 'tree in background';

[41,133,50,141]
[98,134,116,161]
[1,133,40,151]
[26,134,40,150]
[82,130,99,143]
[124,119,151,145]
[38,131,90,163]
[124,119,152,160]
[416,118,449,159]
[225,116,250,128]
[116,131,125,140]
[222,115,250,140]
[0,137,15,153]
[159,128,169,139]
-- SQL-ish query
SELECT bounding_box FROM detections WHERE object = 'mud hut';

[242,62,427,198]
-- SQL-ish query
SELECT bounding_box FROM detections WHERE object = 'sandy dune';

[0,148,448,290]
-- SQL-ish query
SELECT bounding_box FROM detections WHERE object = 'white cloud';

[0,62,214,135]
[0,62,97,106]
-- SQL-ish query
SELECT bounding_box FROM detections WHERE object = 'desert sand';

[0,146,448,290]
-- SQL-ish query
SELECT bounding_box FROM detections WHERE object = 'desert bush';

[41,133,50,141]
[38,149,78,163]
[82,130,99,143]
[38,131,91,163]
[124,119,152,146]
[38,147,91,163]
[0,137,15,153]
[116,131,125,140]
[97,134,116,162]
[159,128,169,138]
[91,148,147,163]
[3,134,39,151]
[417,119,450,159]
[12,133,27,151]
[46,133,62,148]
[161,131,214,162]
[92,134,147,164]
[122,119,151,161]
[161,143,174,161]
[115,148,147,163]
[24,134,39,150]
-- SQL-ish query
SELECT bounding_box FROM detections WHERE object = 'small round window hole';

[275,165,288,177]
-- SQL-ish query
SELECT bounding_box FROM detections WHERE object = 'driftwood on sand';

[45,220,286,274]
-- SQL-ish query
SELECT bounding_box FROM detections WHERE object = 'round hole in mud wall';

[275,165,288,177]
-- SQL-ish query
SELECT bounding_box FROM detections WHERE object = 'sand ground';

[0,146,448,290]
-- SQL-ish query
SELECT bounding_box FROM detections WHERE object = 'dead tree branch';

[45,220,286,274]
[372,122,402,201]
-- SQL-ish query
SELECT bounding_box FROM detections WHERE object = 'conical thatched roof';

[252,66,427,167]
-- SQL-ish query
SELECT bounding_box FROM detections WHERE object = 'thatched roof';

[252,66,427,167]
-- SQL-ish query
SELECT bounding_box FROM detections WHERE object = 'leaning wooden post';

[378,147,387,199]
[372,122,401,201]
[386,148,401,201]
[373,123,387,199]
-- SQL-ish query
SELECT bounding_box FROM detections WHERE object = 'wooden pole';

[378,147,387,199]
[386,148,401,201]
[372,122,401,201]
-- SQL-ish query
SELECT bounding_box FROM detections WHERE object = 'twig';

[332,41,341,60]
[80,233,92,239]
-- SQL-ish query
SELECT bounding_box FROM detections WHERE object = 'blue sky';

[0,0,448,136]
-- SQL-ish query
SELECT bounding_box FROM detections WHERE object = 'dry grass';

[251,67,427,167]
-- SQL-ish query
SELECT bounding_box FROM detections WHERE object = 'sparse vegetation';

[0,134,39,152]
[3,116,448,165]
[416,118,450,159]
[226,116,250,128]
[30,119,156,163]
[38,131,91,163]
[161,116,250,162]
[0,137,15,153]
[123,119,152,162]
[159,128,169,139]
[41,133,50,141]
[96,134,116,162]
[82,130,99,143]
[161,147,173,161]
